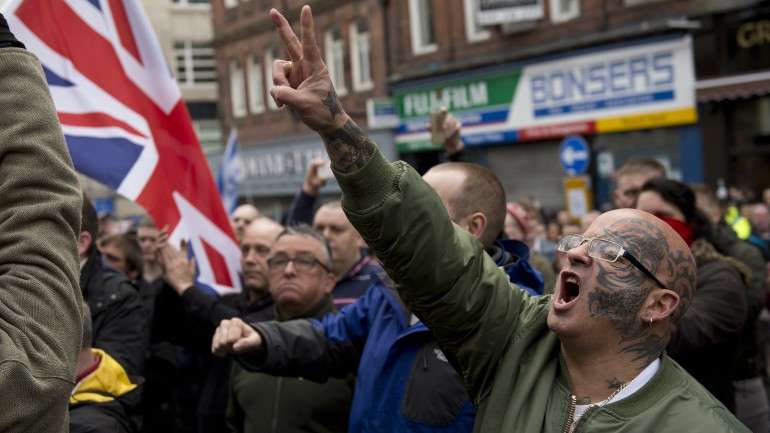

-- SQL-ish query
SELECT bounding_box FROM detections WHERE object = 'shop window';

[174,41,217,86]
[350,19,373,92]
[550,0,580,23]
[264,49,278,110]
[464,0,490,43]
[409,0,437,55]
[325,27,347,96]
[229,59,246,118]
[247,54,264,114]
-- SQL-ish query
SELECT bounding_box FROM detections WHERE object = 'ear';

[465,212,488,241]
[322,271,336,295]
[641,288,680,323]
[78,231,93,258]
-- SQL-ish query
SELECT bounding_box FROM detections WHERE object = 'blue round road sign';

[560,135,590,176]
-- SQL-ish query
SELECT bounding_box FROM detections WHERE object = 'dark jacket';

[240,281,475,433]
[81,249,147,376]
[229,296,353,433]
[489,239,544,296]
[668,239,749,411]
[710,224,767,380]
[181,285,275,431]
[70,349,144,433]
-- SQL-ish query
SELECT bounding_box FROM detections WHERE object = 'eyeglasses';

[556,234,669,290]
[267,253,331,273]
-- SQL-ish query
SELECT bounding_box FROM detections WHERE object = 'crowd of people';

[3,6,770,433]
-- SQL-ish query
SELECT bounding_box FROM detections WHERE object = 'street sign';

[563,176,593,218]
[560,135,590,176]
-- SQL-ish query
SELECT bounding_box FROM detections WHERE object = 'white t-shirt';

[571,358,661,430]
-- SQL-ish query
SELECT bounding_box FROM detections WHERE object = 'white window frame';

[464,0,490,43]
[325,28,348,96]
[223,0,238,9]
[229,59,246,118]
[247,54,264,114]
[264,50,278,110]
[349,21,374,92]
[408,0,438,55]
[174,41,217,87]
[549,0,580,23]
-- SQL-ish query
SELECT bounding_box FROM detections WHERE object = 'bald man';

[231,204,260,242]
[423,162,544,294]
[245,6,749,431]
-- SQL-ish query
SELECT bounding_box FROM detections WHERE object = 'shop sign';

[394,36,697,152]
[476,0,544,26]
[367,98,399,130]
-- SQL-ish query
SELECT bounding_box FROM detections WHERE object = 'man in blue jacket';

[212,152,543,433]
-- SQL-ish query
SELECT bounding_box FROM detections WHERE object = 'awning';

[696,70,770,103]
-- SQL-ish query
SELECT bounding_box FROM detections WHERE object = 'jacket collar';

[70,348,138,405]
[275,294,335,321]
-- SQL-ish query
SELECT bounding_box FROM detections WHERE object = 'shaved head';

[423,163,506,247]
[590,209,696,325]
[550,208,696,369]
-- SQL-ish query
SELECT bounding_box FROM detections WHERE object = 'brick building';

[384,0,770,211]
[211,0,396,215]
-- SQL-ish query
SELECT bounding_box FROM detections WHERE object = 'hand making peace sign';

[269,6,350,134]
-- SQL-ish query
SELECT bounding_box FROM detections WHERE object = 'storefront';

[695,5,770,197]
[208,131,397,219]
[393,35,699,210]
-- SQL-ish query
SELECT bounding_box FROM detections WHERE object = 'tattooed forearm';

[322,88,342,119]
[320,119,376,173]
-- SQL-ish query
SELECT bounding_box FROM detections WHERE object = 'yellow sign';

[595,107,697,134]
[563,176,593,218]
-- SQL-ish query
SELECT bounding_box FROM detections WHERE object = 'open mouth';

[554,271,581,310]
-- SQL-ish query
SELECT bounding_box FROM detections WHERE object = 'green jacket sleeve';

[335,149,550,402]
[0,48,84,432]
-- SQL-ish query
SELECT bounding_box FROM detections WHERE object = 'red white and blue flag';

[4,0,242,295]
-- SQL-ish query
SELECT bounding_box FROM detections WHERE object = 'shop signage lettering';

[736,20,770,48]
[241,148,325,179]
[530,51,674,117]
[401,82,489,117]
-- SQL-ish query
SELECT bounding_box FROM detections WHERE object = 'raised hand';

[302,157,329,196]
[269,6,377,173]
[159,241,196,295]
[212,318,263,357]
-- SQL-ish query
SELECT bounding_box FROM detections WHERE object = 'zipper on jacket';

[562,395,576,433]
[271,377,283,433]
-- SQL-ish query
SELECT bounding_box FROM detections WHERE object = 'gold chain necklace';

[565,382,628,433]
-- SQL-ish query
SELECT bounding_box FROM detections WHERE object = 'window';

[247,54,264,114]
[174,41,217,86]
[264,49,278,110]
[464,0,490,42]
[549,0,580,23]
[408,0,437,55]
[350,20,373,92]
[229,59,246,118]
[325,27,347,96]
[223,0,238,9]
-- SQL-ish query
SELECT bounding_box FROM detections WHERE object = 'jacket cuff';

[333,148,399,212]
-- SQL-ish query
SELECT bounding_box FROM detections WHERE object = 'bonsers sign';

[394,36,696,152]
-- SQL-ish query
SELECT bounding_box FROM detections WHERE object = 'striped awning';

[696,70,770,103]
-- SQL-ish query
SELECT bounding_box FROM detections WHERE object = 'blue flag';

[217,129,243,215]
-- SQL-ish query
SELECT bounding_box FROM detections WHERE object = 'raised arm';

[265,6,550,400]
[0,18,84,432]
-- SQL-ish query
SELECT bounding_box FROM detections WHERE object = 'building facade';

[211,0,395,217]
[385,0,767,212]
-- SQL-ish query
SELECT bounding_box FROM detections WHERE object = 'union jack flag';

[4,0,242,295]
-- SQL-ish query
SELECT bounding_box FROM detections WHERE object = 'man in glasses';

[223,225,353,433]
[216,6,748,432]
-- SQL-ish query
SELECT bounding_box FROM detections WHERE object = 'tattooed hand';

[269,7,348,132]
[269,6,376,172]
